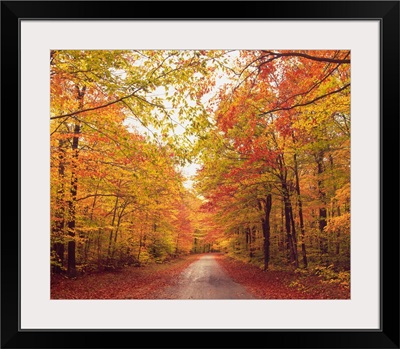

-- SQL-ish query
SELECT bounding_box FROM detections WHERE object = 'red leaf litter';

[215,254,350,299]
[51,254,201,299]
[51,254,349,300]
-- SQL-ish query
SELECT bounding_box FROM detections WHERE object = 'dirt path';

[156,254,254,299]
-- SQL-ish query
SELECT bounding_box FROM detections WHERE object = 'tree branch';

[262,51,351,64]
[50,87,142,120]
[273,57,349,110]
[76,193,119,202]
[259,83,350,116]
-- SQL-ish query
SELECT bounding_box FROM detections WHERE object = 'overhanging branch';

[50,87,142,120]
[261,51,351,64]
[259,83,350,116]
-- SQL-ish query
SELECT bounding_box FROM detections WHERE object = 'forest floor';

[51,254,202,299]
[51,253,349,299]
[215,254,350,299]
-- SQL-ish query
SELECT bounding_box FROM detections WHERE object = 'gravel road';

[156,254,254,299]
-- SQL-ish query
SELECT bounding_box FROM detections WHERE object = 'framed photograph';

[1,1,398,348]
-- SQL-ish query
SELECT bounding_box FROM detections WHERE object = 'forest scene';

[50,50,350,299]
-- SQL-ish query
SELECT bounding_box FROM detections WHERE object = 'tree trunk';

[329,154,341,256]
[52,242,64,273]
[67,85,86,278]
[261,194,272,270]
[111,203,127,259]
[107,195,119,261]
[289,205,299,260]
[97,229,102,270]
[316,151,328,255]
[52,139,66,273]
[282,182,299,267]
[138,218,147,263]
[280,198,285,251]
[250,226,256,257]
[293,153,308,268]
[67,122,80,278]
[137,228,143,262]
[277,152,298,267]
[336,206,341,255]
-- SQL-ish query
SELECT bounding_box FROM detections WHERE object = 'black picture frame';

[1,1,399,348]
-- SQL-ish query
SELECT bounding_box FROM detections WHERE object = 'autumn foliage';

[50,50,350,286]
[195,50,350,273]
[50,50,212,275]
